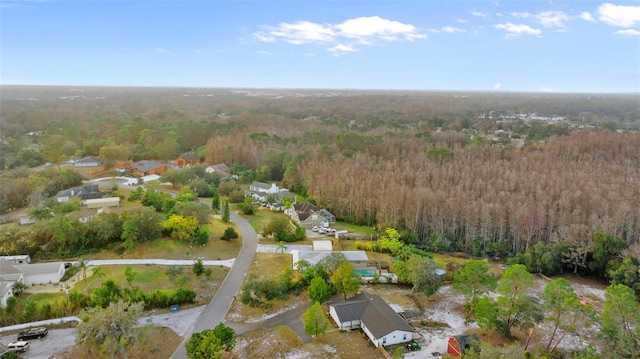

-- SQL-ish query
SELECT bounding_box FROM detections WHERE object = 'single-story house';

[74,156,103,167]
[205,163,230,178]
[86,197,120,209]
[12,262,66,286]
[125,160,166,177]
[447,334,480,357]
[55,184,110,203]
[114,160,133,173]
[291,250,368,270]
[288,202,336,229]
[0,255,31,264]
[0,261,25,308]
[176,152,200,167]
[329,292,416,347]
[246,182,294,203]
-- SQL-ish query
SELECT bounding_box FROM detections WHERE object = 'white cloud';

[456,18,468,23]
[257,50,272,56]
[335,16,426,42]
[615,28,640,37]
[470,11,489,18]
[493,23,542,38]
[328,44,358,56]
[580,12,596,22]
[536,11,570,29]
[511,12,531,19]
[254,16,426,55]
[441,26,465,33]
[598,3,640,27]
[154,47,176,56]
[494,83,502,90]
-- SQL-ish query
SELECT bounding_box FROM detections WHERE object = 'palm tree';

[77,259,89,282]
[276,241,287,254]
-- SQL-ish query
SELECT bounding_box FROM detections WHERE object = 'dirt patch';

[55,326,182,359]
[232,325,385,359]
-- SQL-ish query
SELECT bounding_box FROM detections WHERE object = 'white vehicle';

[312,226,319,232]
[318,227,326,234]
[6,341,30,353]
[325,228,336,235]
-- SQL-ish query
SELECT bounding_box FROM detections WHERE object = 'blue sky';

[1,1,639,92]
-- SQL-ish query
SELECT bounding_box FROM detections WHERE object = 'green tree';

[121,208,163,246]
[477,264,543,338]
[331,261,360,300]
[541,278,596,354]
[304,302,329,339]
[238,196,257,215]
[262,216,291,238]
[185,323,236,359]
[27,205,51,220]
[166,265,185,285]
[406,255,442,295]
[221,227,239,240]
[453,259,497,318]
[608,256,640,298]
[124,266,137,287]
[222,200,230,222]
[379,227,404,255]
[318,252,347,274]
[590,232,627,279]
[76,300,144,359]
[164,214,199,243]
[276,240,287,253]
[601,284,640,358]
[193,259,205,276]
[211,187,220,212]
[77,259,89,282]
[392,346,405,359]
[308,276,333,304]
[99,142,128,168]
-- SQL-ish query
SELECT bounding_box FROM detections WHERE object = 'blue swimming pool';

[354,269,377,276]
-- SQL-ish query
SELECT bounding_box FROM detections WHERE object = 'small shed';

[447,334,479,357]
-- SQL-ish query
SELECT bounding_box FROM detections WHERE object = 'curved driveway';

[170,211,258,359]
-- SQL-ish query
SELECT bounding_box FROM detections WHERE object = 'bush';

[222,227,239,240]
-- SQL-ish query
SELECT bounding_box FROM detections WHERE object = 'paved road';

[170,210,258,359]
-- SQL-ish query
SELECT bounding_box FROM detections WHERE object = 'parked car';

[312,226,319,232]
[6,341,30,353]
[17,327,48,340]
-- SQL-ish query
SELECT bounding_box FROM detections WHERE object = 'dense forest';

[1,85,639,262]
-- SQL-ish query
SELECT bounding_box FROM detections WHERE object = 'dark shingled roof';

[293,201,321,221]
[178,152,199,160]
[331,292,414,338]
[126,160,165,173]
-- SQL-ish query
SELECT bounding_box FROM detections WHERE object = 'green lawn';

[333,221,379,236]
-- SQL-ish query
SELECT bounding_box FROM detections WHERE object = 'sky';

[1,1,639,93]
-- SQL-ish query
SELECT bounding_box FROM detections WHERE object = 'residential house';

[13,262,66,286]
[291,250,368,270]
[125,160,166,177]
[246,182,294,203]
[329,292,415,347]
[55,184,109,203]
[289,201,336,229]
[74,156,103,167]
[0,261,25,308]
[205,163,230,178]
[176,152,200,167]
[114,160,133,173]
[0,255,31,264]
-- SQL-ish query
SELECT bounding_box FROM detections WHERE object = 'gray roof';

[178,152,199,160]
[126,160,165,173]
[205,163,230,177]
[295,251,368,266]
[293,202,321,221]
[55,184,107,199]
[0,261,22,281]
[251,182,272,190]
[13,262,64,275]
[331,292,414,338]
[75,156,102,164]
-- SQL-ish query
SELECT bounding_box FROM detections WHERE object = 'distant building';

[74,156,103,167]
[125,160,166,177]
[55,184,109,203]
[205,163,230,178]
[176,152,200,167]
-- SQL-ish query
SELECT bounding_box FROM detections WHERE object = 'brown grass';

[58,326,182,359]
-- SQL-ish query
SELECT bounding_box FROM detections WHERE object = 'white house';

[74,156,103,167]
[329,292,416,347]
[0,261,25,308]
[0,281,16,307]
[291,250,368,270]
[288,202,336,229]
[13,262,66,286]
[246,182,294,203]
[0,255,31,264]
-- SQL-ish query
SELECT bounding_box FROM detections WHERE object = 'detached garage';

[14,262,66,286]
